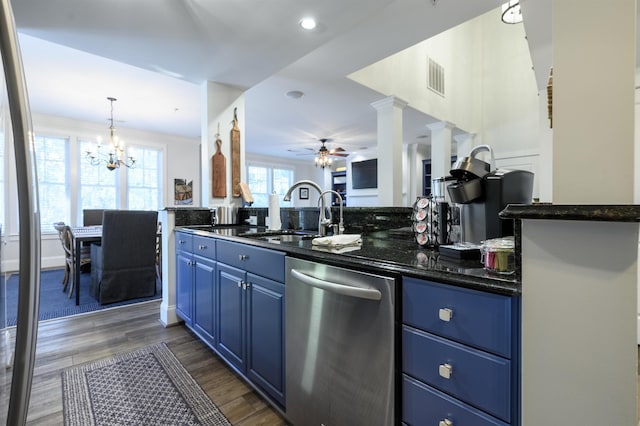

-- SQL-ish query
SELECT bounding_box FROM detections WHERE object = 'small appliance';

[447,145,534,244]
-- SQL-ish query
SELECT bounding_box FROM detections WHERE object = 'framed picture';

[299,187,309,200]
[174,178,193,205]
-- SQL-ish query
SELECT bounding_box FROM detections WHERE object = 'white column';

[406,142,430,202]
[159,210,179,327]
[552,1,635,203]
[453,132,474,161]
[427,121,455,179]
[371,96,408,206]
[521,1,638,425]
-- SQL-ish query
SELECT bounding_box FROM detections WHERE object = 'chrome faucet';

[318,190,344,235]
[283,180,330,236]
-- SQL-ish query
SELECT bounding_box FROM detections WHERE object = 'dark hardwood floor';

[0,300,288,425]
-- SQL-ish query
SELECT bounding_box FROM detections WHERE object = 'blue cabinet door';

[175,251,193,325]
[193,256,216,344]
[246,273,285,407]
[217,262,246,372]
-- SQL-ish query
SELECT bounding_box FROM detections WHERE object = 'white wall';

[2,112,199,272]
[348,7,541,197]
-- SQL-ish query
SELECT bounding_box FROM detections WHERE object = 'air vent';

[427,57,445,97]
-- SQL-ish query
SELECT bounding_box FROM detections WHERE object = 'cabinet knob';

[439,419,453,426]
[438,308,453,322]
[239,254,248,261]
[438,363,453,379]
[198,244,207,250]
[178,239,185,244]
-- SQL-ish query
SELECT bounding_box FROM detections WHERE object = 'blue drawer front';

[193,235,216,259]
[403,277,511,357]
[217,240,285,282]
[403,326,511,422]
[175,231,193,252]
[403,374,508,426]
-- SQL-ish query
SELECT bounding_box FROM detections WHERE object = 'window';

[78,139,117,212]
[127,146,162,210]
[247,164,294,207]
[29,136,164,232]
[33,135,70,232]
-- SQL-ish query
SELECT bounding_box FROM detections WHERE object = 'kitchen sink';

[238,229,320,243]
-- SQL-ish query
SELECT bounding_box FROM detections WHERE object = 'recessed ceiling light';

[299,17,317,30]
[285,90,304,99]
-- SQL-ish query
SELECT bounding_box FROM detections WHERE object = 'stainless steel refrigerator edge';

[285,257,395,425]
[0,0,41,424]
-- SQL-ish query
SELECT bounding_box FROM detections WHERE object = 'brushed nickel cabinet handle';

[439,308,453,322]
[438,363,452,379]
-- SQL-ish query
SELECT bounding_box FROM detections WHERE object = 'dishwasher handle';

[291,268,382,301]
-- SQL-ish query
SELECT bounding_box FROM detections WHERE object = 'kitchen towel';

[312,234,362,248]
[268,193,281,230]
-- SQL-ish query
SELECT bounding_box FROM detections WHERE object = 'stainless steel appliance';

[285,257,396,426]
[0,0,42,423]
[449,169,534,244]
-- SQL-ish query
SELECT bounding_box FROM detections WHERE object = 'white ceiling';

[12,0,546,160]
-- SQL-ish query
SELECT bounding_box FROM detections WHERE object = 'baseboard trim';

[160,302,180,327]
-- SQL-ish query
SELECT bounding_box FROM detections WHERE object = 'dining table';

[69,225,102,305]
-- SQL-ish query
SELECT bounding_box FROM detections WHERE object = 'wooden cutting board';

[231,107,241,197]
[212,137,226,198]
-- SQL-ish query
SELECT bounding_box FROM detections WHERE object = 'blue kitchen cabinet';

[193,253,216,344]
[216,239,286,407]
[175,231,217,344]
[402,276,520,426]
[246,272,285,406]
[217,262,246,371]
[175,231,193,325]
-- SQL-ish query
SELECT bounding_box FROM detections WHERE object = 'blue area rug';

[1,268,161,328]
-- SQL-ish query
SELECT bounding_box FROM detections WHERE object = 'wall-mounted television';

[352,159,377,189]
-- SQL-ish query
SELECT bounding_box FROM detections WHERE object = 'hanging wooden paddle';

[231,107,241,197]
[211,123,226,198]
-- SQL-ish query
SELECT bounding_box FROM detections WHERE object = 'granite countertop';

[177,225,521,296]
[500,204,640,222]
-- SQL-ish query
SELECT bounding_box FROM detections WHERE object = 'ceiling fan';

[295,138,350,157]
[295,138,351,168]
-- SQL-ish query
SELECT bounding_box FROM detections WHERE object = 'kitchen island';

[172,221,521,425]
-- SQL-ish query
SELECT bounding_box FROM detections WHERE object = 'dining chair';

[53,222,71,288]
[54,223,91,298]
[82,209,105,226]
[90,210,158,304]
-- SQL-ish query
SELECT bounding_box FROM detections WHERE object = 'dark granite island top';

[500,204,640,222]
[177,225,521,296]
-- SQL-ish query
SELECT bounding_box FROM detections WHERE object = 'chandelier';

[501,0,522,24]
[85,97,136,170]
[315,145,332,169]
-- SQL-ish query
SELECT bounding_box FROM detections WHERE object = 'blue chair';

[90,210,158,304]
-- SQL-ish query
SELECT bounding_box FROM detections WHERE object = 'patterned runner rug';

[61,343,231,426]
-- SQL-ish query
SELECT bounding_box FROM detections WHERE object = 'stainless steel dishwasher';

[285,257,396,426]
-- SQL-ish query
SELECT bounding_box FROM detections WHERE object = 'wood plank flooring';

[0,300,288,425]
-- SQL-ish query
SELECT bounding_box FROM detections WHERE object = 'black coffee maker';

[447,145,534,244]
